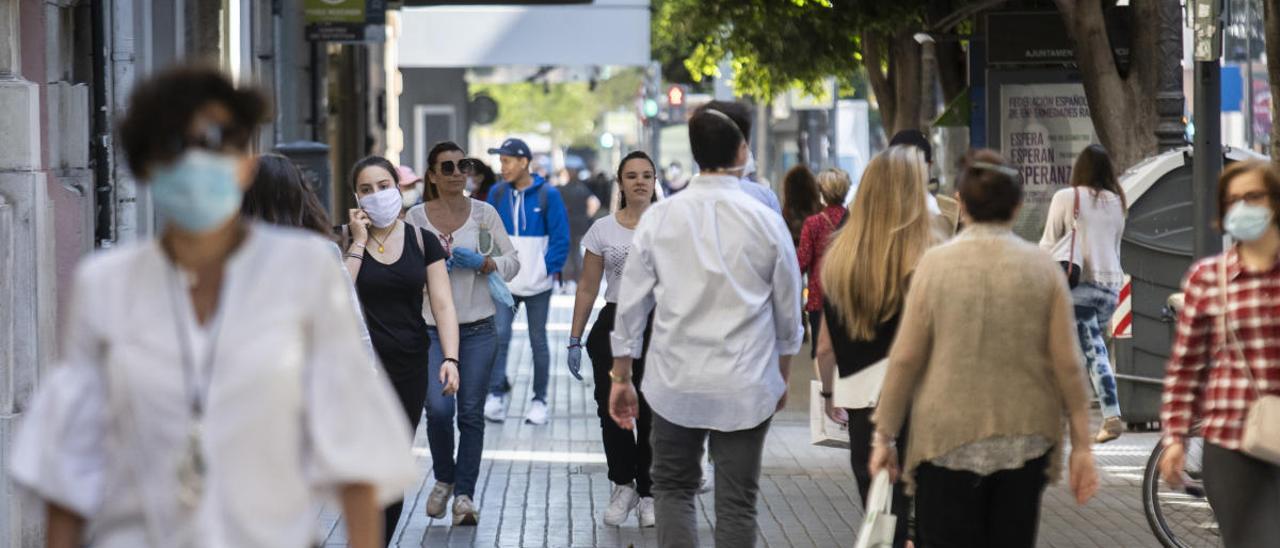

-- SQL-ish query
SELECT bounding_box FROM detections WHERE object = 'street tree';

[653,0,973,135]
[471,69,643,148]
[1054,1,1181,171]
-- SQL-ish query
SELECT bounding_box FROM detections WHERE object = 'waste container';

[1113,146,1267,426]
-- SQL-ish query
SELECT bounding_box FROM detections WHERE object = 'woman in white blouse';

[566,151,659,528]
[1039,144,1128,443]
[10,67,416,548]
[404,141,519,526]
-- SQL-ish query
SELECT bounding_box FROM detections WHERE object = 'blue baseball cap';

[487,138,532,159]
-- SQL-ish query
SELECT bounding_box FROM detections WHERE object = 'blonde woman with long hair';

[814,146,936,548]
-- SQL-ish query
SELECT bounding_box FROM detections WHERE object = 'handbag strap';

[1067,188,1080,276]
[1218,251,1264,399]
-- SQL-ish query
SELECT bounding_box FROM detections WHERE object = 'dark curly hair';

[118,64,269,180]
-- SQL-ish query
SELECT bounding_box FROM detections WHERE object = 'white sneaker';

[603,483,640,526]
[638,496,655,528]
[452,495,479,526]
[425,482,453,519]
[525,399,549,425]
[484,393,506,422]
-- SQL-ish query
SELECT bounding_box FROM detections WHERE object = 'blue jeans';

[489,289,552,402]
[426,318,497,497]
[1072,282,1121,419]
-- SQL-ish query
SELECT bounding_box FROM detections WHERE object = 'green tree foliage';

[471,69,644,147]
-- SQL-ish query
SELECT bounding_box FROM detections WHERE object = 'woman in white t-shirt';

[567,151,659,528]
[1040,144,1128,443]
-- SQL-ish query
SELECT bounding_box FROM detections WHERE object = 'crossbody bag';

[1217,254,1280,465]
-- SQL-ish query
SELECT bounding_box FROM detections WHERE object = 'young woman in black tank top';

[344,155,461,545]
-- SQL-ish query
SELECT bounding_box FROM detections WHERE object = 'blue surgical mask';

[1225,201,1275,242]
[149,150,243,233]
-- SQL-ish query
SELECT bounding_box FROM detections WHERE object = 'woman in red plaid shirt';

[1161,160,1280,547]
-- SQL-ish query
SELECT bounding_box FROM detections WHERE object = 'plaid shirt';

[1162,249,1280,449]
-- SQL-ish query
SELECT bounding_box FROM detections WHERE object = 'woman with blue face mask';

[1161,161,1280,547]
[8,66,417,548]
[344,155,462,543]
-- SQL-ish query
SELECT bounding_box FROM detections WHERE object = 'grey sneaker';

[638,496,655,528]
[484,393,506,422]
[452,495,479,526]
[603,483,639,526]
[425,482,453,519]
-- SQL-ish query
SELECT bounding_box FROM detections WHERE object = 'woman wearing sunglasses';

[404,142,519,526]
[345,154,462,543]
[10,66,416,547]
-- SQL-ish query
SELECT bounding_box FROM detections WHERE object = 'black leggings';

[847,408,911,547]
[383,369,428,546]
[913,453,1050,548]
[586,304,653,496]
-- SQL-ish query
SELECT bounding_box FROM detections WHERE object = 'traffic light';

[642,98,660,119]
[666,84,687,122]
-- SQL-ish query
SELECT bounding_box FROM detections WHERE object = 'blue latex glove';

[567,337,583,381]
[487,271,515,309]
[452,247,486,270]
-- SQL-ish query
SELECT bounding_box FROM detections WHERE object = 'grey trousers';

[650,411,771,548]
[1203,442,1280,548]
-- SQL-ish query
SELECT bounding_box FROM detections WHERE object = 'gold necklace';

[369,224,394,253]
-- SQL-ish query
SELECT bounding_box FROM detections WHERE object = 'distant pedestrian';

[663,160,690,196]
[556,167,602,286]
[242,153,376,357]
[608,108,803,547]
[567,151,660,528]
[398,164,429,209]
[694,101,782,215]
[814,148,934,548]
[469,158,497,202]
[483,137,571,425]
[870,150,1098,548]
[9,66,416,547]
[1040,144,1128,444]
[405,142,520,526]
[781,165,822,247]
[889,129,960,239]
[242,153,333,236]
[345,155,463,544]
[1161,161,1280,547]
[797,168,850,357]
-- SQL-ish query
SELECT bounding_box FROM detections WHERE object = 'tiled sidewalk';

[319,295,1169,547]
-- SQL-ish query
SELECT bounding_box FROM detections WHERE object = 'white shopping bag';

[854,470,897,548]
[809,380,849,448]
[833,358,887,410]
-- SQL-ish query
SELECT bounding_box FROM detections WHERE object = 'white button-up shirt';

[9,224,417,547]
[611,174,804,431]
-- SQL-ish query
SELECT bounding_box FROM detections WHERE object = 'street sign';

[470,94,499,125]
[306,0,387,42]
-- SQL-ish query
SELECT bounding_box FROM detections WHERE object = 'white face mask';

[400,185,423,208]
[359,187,403,228]
[464,175,477,195]
[742,150,757,177]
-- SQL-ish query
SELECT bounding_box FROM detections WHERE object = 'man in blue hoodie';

[483,138,571,425]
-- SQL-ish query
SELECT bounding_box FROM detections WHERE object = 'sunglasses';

[436,159,483,176]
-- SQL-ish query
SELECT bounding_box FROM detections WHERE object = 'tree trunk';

[1265,0,1280,163]
[863,30,923,137]
[936,40,967,106]
[1057,0,1162,171]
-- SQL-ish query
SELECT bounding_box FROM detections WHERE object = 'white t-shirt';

[582,214,635,303]
[1038,187,1126,288]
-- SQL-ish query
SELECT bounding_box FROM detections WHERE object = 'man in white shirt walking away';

[607,108,804,547]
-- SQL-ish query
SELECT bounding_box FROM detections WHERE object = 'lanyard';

[167,266,226,419]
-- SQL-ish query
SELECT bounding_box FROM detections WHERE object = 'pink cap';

[396,165,423,187]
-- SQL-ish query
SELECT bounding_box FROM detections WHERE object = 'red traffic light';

[666,85,685,107]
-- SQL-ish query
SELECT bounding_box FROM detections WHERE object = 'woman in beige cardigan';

[869,150,1099,548]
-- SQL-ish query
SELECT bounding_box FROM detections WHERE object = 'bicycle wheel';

[1142,438,1219,547]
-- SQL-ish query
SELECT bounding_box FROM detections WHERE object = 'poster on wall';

[1000,83,1099,240]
